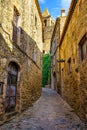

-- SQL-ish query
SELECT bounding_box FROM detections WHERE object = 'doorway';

[5,62,18,112]
[53,72,57,91]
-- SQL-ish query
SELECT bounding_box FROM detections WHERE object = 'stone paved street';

[0,88,85,130]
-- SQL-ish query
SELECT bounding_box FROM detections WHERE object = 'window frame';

[79,33,87,62]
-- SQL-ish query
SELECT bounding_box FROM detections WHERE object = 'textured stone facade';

[0,0,43,124]
[42,9,55,53]
[55,0,87,122]
[50,10,66,92]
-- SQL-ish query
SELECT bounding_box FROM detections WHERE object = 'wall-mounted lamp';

[57,59,65,62]
[0,82,4,95]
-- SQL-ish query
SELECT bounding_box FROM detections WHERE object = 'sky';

[38,0,72,19]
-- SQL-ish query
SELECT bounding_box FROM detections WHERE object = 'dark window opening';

[79,33,87,62]
[0,82,4,95]
[73,58,75,64]
[43,50,45,54]
[44,20,47,27]
[68,58,72,74]
[35,16,37,27]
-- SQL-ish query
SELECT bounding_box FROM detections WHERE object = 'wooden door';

[5,62,18,112]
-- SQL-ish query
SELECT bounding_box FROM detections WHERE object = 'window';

[12,6,20,44]
[44,20,47,27]
[43,50,45,54]
[35,16,37,27]
[0,82,4,95]
[79,33,87,61]
[68,58,72,74]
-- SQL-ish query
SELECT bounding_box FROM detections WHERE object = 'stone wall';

[60,16,66,35]
[50,15,66,92]
[0,0,42,123]
[58,0,87,122]
[43,26,54,52]
[42,10,55,53]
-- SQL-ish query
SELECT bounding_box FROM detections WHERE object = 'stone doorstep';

[0,111,18,126]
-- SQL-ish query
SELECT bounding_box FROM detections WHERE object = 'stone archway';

[5,62,19,112]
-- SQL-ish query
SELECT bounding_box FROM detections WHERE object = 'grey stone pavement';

[0,88,86,130]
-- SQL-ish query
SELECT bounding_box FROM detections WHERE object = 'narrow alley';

[0,88,85,130]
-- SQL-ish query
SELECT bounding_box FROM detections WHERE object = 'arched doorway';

[53,72,57,91]
[5,62,18,112]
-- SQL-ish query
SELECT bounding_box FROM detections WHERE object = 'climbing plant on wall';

[42,53,51,87]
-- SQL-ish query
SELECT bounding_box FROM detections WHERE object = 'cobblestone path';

[0,88,85,130]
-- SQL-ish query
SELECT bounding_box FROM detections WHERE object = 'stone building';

[54,0,87,122]
[42,9,55,54]
[0,0,43,124]
[50,9,66,91]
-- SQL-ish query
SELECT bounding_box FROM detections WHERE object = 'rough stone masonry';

[0,0,43,124]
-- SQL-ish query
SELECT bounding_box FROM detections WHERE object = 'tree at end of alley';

[42,54,51,87]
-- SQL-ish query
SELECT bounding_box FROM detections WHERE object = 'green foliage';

[42,54,51,87]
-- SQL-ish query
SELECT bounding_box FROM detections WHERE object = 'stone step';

[6,111,18,120]
[0,111,18,125]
